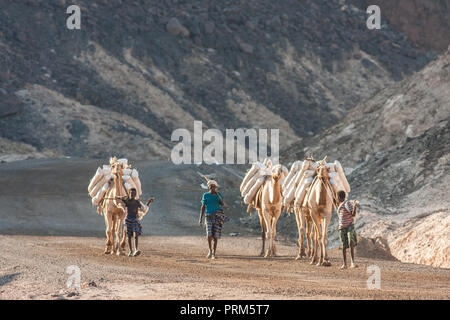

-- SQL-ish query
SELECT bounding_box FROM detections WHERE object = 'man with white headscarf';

[198,179,229,259]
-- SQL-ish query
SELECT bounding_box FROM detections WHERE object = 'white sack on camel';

[279,165,289,191]
[241,163,272,198]
[244,176,266,204]
[92,182,110,206]
[284,169,314,206]
[293,176,314,207]
[335,160,350,193]
[88,167,103,193]
[284,168,302,198]
[88,157,144,208]
[241,171,263,198]
[240,162,264,195]
[89,174,113,198]
[131,169,142,196]
[282,161,302,191]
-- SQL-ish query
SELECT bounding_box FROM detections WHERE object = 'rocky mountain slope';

[281,49,450,268]
[284,49,450,166]
[0,0,432,160]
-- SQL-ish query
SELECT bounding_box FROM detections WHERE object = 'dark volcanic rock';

[0,93,23,119]
[0,0,436,159]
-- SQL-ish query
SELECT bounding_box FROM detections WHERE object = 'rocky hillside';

[281,49,450,268]
[284,49,450,167]
[0,0,433,160]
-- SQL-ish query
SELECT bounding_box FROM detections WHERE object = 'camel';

[253,165,284,258]
[305,158,336,266]
[286,157,317,260]
[99,158,128,256]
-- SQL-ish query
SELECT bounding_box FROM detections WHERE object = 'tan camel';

[305,158,336,266]
[99,159,128,255]
[291,157,316,260]
[253,165,284,258]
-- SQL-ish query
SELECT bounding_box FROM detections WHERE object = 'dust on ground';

[1,235,448,300]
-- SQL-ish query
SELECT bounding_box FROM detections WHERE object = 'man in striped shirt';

[337,190,358,269]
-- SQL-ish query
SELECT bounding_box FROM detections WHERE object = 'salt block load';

[334,160,350,193]
[240,162,265,195]
[279,165,289,189]
[281,157,352,210]
[293,176,315,207]
[282,161,302,192]
[244,176,266,204]
[293,170,315,200]
[92,182,109,206]
[285,169,315,207]
[87,157,144,213]
[242,168,263,197]
[131,169,142,196]
[89,173,113,198]
[283,159,314,207]
[241,159,275,205]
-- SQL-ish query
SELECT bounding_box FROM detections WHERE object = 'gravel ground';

[1,235,449,300]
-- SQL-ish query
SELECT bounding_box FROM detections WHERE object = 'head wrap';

[207,180,218,188]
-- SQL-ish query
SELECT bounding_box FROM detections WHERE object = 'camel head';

[110,161,127,200]
[109,156,118,166]
[303,154,316,169]
[271,164,283,182]
[316,156,329,181]
[316,164,330,181]
[110,161,122,176]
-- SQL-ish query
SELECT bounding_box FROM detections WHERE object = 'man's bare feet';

[350,263,358,268]
[206,251,212,259]
[340,264,347,269]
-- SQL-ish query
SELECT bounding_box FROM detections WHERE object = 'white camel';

[306,159,336,266]
[253,165,284,258]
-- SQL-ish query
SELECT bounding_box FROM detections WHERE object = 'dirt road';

[0,159,449,300]
[1,235,449,300]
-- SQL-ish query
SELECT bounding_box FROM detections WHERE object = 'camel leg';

[321,215,331,266]
[111,215,120,255]
[104,212,113,254]
[120,220,127,252]
[271,214,280,257]
[262,209,273,258]
[316,219,324,266]
[318,217,326,266]
[310,214,321,265]
[305,216,313,258]
[294,208,304,260]
[116,218,126,256]
[257,209,266,257]
[111,215,118,255]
